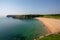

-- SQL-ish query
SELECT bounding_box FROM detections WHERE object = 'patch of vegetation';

[36,33,60,40]
[40,14,60,19]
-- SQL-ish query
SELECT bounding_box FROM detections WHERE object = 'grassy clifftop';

[36,33,60,40]
[40,14,60,19]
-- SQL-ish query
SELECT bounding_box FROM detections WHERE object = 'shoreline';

[36,18,52,34]
[36,17,53,34]
[35,17,60,34]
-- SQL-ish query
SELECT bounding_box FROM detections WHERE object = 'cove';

[0,17,47,40]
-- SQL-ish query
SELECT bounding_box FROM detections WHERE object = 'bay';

[0,17,46,40]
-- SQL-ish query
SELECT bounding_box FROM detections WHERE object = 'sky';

[0,0,60,17]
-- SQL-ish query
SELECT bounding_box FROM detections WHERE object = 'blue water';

[0,17,46,40]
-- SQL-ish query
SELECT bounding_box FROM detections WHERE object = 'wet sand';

[36,17,60,34]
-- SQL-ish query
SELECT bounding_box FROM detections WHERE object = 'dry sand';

[36,17,60,34]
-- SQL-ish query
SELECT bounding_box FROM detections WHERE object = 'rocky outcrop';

[7,15,40,19]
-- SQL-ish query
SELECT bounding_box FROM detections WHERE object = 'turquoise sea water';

[0,17,46,40]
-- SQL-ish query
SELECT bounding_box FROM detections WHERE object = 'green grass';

[36,33,60,40]
[40,14,60,19]
[43,16,60,19]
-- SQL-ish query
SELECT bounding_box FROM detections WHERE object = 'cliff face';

[7,15,40,19]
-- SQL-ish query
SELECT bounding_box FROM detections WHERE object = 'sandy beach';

[36,17,60,34]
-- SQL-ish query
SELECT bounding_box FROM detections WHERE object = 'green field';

[40,14,60,19]
[36,33,60,40]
